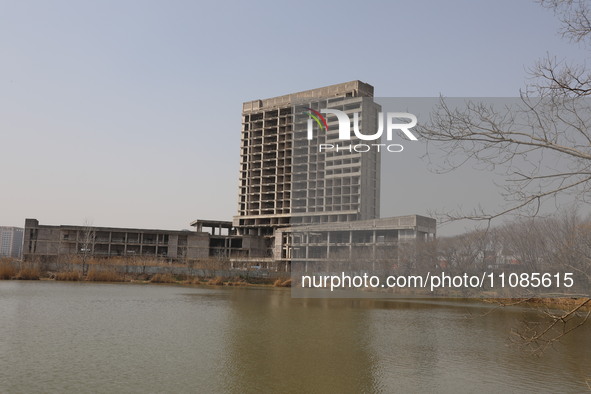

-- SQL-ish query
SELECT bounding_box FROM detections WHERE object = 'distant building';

[275,215,436,269]
[228,81,434,270]
[22,219,209,262]
[234,80,381,237]
[0,227,24,259]
[23,81,437,270]
[189,219,267,259]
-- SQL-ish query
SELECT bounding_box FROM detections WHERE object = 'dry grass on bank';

[86,268,125,282]
[150,273,175,283]
[1,257,280,287]
[0,259,17,279]
[188,277,202,285]
[225,279,247,286]
[207,277,224,286]
[55,271,81,281]
[273,278,292,287]
[15,265,41,280]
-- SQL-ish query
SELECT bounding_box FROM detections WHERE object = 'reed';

[0,259,17,279]
[150,273,176,283]
[15,264,41,280]
[86,268,125,282]
[55,271,81,281]
[207,277,224,286]
[273,278,292,287]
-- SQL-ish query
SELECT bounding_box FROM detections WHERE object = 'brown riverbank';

[482,297,591,312]
[0,258,291,287]
[2,259,584,305]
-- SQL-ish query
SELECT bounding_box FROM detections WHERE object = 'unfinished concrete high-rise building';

[22,81,435,270]
[233,81,381,240]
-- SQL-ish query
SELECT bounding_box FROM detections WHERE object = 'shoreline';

[0,258,291,288]
[2,259,588,311]
[482,297,591,312]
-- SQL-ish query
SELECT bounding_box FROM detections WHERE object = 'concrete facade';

[234,80,380,236]
[21,81,436,270]
[0,226,24,259]
[189,219,268,259]
[275,215,436,270]
[22,219,210,262]
[226,81,435,269]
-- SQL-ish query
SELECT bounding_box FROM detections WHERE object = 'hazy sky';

[1,0,587,234]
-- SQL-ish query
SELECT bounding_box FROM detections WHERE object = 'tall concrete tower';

[233,81,381,239]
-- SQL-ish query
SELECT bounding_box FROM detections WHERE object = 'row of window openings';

[241,150,363,163]
[242,190,360,202]
[240,182,360,193]
[243,197,360,210]
[61,233,188,245]
[243,97,359,124]
[243,120,293,130]
[240,180,361,191]
[244,102,364,126]
[243,142,292,154]
[244,110,292,122]
[242,154,341,167]
[293,234,398,244]
[243,172,363,183]
[289,213,360,226]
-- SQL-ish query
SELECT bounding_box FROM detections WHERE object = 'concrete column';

[349,230,352,260]
[372,230,376,271]
[326,231,330,259]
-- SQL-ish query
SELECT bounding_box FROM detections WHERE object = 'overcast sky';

[1,0,587,234]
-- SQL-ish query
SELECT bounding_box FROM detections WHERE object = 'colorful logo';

[303,106,418,153]
[306,108,329,132]
[306,108,417,142]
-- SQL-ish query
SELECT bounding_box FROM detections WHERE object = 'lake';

[0,281,589,393]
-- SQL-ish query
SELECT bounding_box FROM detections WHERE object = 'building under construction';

[23,81,436,270]
[234,80,380,235]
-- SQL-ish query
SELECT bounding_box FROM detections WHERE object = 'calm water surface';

[0,281,589,393]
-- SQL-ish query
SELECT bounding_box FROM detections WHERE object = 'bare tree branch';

[418,1,591,223]
[511,298,590,355]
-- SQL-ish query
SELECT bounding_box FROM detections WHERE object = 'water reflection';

[0,281,589,393]
[221,289,380,393]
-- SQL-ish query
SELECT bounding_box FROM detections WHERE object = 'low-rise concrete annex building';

[22,218,209,262]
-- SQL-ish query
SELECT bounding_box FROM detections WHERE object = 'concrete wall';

[186,233,209,259]
[23,219,210,262]
[273,215,437,265]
